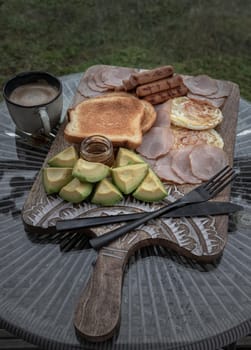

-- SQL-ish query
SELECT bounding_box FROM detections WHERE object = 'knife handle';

[74,250,126,341]
[56,212,144,231]
[89,201,184,250]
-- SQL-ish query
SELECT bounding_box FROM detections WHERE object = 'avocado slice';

[91,178,123,206]
[133,169,167,202]
[72,158,110,183]
[48,146,79,167]
[59,178,93,203]
[43,167,73,194]
[115,147,145,167]
[112,163,148,194]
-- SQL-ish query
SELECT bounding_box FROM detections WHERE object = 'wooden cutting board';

[22,66,240,342]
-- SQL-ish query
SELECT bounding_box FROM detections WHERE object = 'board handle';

[74,251,126,342]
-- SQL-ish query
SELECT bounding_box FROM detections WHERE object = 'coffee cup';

[3,71,63,136]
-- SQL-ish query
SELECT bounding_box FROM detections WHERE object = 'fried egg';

[170,96,223,130]
[171,125,224,149]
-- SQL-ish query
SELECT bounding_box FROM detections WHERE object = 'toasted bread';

[93,91,137,99]
[64,94,146,149]
[89,92,156,133]
[141,100,157,133]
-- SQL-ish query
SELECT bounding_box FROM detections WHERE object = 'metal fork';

[90,165,237,250]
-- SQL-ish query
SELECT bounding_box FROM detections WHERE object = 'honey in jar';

[80,135,114,167]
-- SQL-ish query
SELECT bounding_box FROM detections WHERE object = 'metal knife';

[56,201,243,232]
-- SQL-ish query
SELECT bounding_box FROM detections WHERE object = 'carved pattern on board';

[23,185,223,258]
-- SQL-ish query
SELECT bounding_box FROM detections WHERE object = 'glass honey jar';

[80,135,114,167]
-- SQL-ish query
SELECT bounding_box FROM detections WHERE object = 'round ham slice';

[187,93,225,108]
[153,100,172,127]
[183,75,218,96]
[87,69,110,92]
[77,77,101,97]
[189,144,228,181]
[78,65,104,97]
[138,155,156,169]
[136,126,174,159]
[154,151,184,184]
[205,80,231,98]
[93,66,112,89]
[79,65,136,96]
[171,146,202,184]
[101,66,136,88]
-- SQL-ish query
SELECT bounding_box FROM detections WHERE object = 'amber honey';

[80,135,114,166]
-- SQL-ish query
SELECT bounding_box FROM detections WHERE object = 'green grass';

[1,0,251,100]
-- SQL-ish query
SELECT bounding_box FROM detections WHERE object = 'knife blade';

[56,201,243,232]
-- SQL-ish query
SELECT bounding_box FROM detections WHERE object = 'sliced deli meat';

[182,74,218,96]
[136,126,174,159]
[206,80,231,98]
[87,75,108,93]
[87,66,110,93]
[78,65,138,96]
[93,66,113,89]
[101,66,137,88]
[77,76,101,98]
[154,151,185,184]
[77,65,107,97]
[189,144,229,181]
[139,155,157,169]
[187,93,225,108]
[153,100,172,127]
[171,146,202,184]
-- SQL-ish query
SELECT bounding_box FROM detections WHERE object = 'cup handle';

[38,107,51,136]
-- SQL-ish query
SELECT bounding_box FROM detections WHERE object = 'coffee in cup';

[3,71,63,136]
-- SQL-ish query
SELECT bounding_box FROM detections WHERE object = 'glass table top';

[0,72,250,350]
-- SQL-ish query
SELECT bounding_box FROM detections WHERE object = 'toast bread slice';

[64,94,146,149]
[141,100,157,133]
[80,92,156,134]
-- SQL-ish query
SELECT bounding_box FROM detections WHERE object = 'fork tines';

[204,165,237,196]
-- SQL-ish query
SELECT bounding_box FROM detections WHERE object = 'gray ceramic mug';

[3,71,63,136]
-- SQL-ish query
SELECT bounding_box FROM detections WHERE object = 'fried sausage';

[136,75,183,97]
[142,84,188,105]
[130,65,174,86]
[122,78,137,91]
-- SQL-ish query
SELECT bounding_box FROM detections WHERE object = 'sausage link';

[131,65,174,85]
[142,85,188,105]
[136,75,183,97]
[122,78,136,91]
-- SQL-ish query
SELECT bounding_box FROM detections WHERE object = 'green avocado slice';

[112,163,148,194]
[43,167,73,194]
[91,178,123,206]
[59,178,93,203]
[115,147,145,167]
[133,169,167,202]
[48,146,79,167]
[72,158,110,183]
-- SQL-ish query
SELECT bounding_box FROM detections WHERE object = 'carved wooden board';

[22,66,240,342]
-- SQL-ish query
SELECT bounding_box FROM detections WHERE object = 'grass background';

[0,0,251,100]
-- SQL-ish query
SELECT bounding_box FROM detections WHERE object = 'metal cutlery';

[56,201,242,232]
[89,165,237,250]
